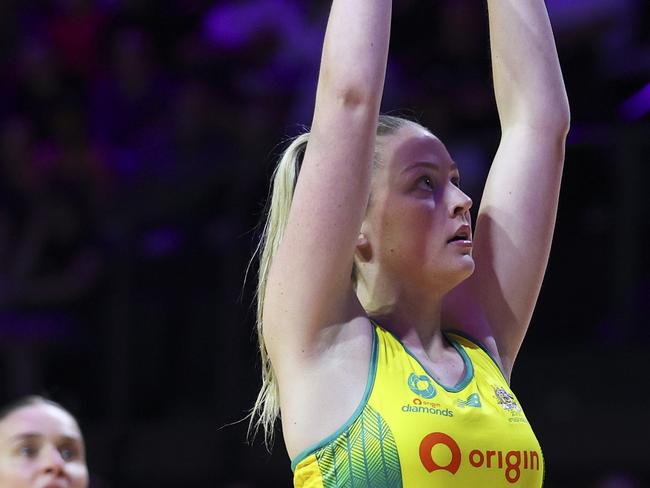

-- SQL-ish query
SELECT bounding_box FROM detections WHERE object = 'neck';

[357,271,446,351]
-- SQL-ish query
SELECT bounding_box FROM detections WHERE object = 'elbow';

[320,69,382,110]
[502,89,571,135]
[334,85,381,111]
[538,96,572,136]
[317,62,383,112]
[510,104,571,137]
[560,107,571,137]
[553,110,571,140]
[544,113,570,142]
[550,101,571,137]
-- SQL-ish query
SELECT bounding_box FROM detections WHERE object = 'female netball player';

[0,396,88,488]
[252,0,569,485]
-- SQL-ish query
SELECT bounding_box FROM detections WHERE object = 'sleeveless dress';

[292,323,544,487]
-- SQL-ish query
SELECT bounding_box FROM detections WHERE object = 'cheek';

[68,463,89,487]
[0,459,33,487]
[379,200,440,257]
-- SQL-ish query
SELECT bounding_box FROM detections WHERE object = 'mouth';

[40,480,68,488]
[447,225,472,244]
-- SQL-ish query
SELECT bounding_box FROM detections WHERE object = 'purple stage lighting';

[619,82,650,121]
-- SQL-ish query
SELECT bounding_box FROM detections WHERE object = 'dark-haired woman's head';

[0,396,88,488]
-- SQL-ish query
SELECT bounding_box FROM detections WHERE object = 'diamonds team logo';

[408,373,437,399]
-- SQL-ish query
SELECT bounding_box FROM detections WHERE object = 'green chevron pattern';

[314,404,402,487]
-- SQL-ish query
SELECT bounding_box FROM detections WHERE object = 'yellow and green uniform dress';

[292,323,544,487]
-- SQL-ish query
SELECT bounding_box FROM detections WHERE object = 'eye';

[59,444,80,461]
[60,448,75,461]
[18,444,38,458]
[451,176,461,187]
[416,176,434,191]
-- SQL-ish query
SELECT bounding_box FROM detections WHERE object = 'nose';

[41,445,65,476]
[449,184,472,218]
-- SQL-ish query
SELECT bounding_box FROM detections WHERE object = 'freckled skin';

[0,404,88,488]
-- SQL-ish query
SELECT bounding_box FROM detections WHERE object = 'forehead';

[0,404,81,442]
[380,124,456,172]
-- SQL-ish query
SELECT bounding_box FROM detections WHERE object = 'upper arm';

[263,102,378,357]
[443,125,568,378]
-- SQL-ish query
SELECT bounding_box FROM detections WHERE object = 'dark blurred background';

[0,0,648,486]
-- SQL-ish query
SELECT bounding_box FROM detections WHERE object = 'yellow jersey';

[292,323,543,487]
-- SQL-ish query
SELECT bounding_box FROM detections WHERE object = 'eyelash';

[416,176,461,190]
[19,445,37,458]
[417,176,434,190]
[17,445,79,460]
[61,447,77,461]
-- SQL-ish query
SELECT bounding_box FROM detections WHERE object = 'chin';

[424,257,475,294]
[453,260,475,285]
[449,255,475,285]
[461,254,476,275]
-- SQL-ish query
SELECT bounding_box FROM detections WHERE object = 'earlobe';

[356,233,372,262]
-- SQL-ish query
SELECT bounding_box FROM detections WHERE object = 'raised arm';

[443,0,570,379]
[263,2,391,357]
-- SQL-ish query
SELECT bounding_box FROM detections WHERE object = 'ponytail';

[248,133,309,446]
[249,116,411,446]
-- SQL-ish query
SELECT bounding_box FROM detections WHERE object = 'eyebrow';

[9,433,81,443]
[9,433,41,442]
[402,161,459,174]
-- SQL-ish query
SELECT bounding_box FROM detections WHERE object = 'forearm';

[315,0,391,111]
[487,0,570,130]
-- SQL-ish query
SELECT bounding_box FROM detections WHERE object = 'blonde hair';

[249,115,413,446]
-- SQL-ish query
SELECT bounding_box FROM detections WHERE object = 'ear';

[355,232,372,262]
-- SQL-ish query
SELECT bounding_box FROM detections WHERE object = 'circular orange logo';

[419,432,462,475]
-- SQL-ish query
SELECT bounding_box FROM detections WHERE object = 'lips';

[447,224,472,243]
[39,480,68,488]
